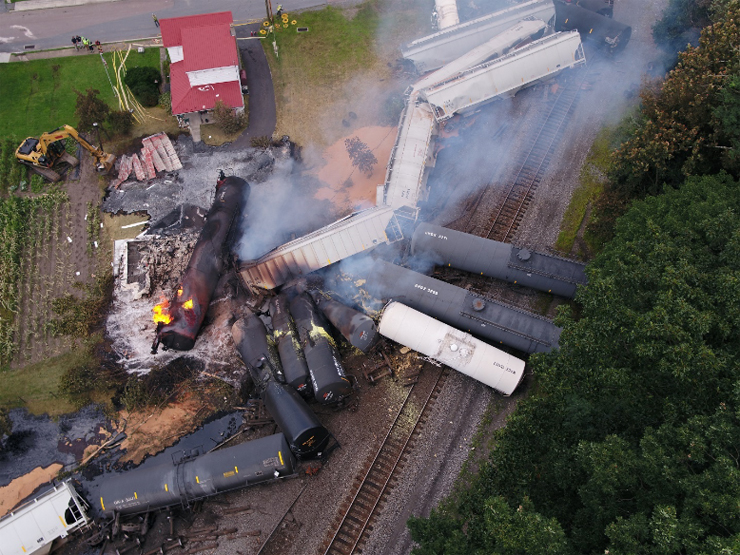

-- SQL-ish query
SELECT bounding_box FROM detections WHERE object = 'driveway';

[229,24,277,149]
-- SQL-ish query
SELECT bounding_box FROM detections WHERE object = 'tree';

[408,173,740,554]
[124,66,161,107]
[610,2,740,198]
[107,110,135,135]
[74,88,110,132]
[213,100,246,134]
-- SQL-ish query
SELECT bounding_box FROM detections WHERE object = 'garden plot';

[0,138,103,369]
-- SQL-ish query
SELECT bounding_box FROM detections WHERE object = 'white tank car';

[435,0,460,30]
[378,302,525,396]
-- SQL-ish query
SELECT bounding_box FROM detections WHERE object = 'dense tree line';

[408,4,740,554]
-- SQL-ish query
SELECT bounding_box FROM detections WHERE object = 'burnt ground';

[51,0,668,553]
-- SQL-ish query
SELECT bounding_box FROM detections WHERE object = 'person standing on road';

[71,36,79,49]
[276,4,283,17]
[152,13,159,27]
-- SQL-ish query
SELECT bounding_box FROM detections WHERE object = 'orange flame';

[177,286,183,297]
[183,298,194,310]
[152,299,172,325]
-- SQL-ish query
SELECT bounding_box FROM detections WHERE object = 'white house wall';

[187,66,240,87]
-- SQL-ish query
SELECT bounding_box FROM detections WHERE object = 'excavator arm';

[15,124,116,182]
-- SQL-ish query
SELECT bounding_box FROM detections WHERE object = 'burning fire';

[177,286,183,297]
[152,299,172,325]
[183,298,194,310]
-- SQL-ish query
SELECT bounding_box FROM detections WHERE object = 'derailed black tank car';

[411,223,587,298]
[563,0,613,17]
[269,294,311,395]
[153,176,249,352]
[290,293,353,405]
[311,292,378,353]
[232,315,332,459]
[98,433,295,517]
[555,0,631,52]
[364,261,562,354]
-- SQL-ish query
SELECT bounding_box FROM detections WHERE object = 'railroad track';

[477,73,583,241]
[321,367,450,555]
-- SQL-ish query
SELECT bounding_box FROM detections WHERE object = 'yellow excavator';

[15,125,116,182]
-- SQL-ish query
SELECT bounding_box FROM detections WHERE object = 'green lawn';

[0,348,92,415]
[0,47,160,138]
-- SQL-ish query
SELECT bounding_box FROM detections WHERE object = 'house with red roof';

[159,11,245,141]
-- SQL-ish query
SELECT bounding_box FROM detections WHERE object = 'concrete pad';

[0,53,12,63]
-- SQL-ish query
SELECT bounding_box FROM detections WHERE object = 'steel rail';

[323,368,449,555]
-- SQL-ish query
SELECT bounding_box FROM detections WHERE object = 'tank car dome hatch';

[471,298,486,311]
[517,248,532,262]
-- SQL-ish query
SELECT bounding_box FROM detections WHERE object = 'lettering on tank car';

[492,361,517,373]
[263,457,280,467]
[414,283,439,295]
[423,231,447,240]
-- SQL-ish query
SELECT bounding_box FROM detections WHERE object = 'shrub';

[124,67,161,107]
[107,110,135,135]
[213,100,246,134]
[74,88,110,132]
[49,273,114,338]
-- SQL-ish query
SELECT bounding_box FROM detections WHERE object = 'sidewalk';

[9,0,120,12]
[5,38,161,62]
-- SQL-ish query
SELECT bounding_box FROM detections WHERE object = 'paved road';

[0,0,333,53]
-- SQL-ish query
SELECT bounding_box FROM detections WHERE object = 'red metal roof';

[170,61,244,115]
[181,25,239,71]
[159,11,233,47]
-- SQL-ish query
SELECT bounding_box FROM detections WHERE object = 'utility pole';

[264,0,279,58]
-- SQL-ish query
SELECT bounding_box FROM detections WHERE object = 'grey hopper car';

[290,293,353,404]
[364,261,561,354]
[232,316,331,459]
[98,433,296,517]
[411,223,587,298]
[312,292,379,353]
[379,302,526,395]
[554,0,631,51]
[269,294,311,395]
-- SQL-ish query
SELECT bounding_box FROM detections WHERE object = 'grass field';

[264,0,432,145]
[0,47,160,138]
